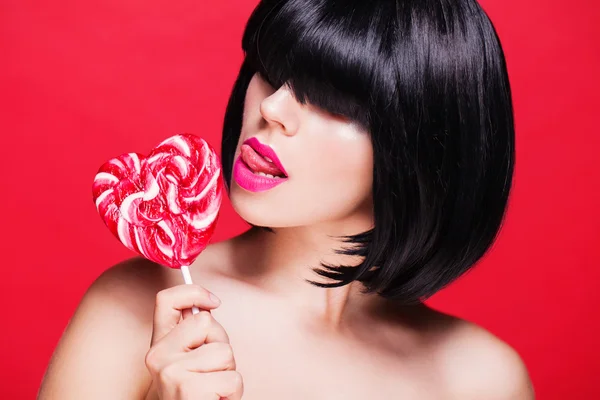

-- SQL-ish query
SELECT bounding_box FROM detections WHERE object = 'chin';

[229,184,288,228]
[229,174,374,231]
[229,184,322,229]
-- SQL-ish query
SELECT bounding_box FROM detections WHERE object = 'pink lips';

[233,137,289,192]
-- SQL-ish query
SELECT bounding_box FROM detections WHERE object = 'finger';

[177,342,237,373]
[193,371,244,400]
[180,311,230,348]
[155,311,230,356]
[182,307,193,320]
[152,284,221,343]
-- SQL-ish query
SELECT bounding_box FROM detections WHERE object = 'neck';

[231,211,381,330]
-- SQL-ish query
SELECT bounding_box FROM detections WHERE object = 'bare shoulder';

[69,240,233,334]
[427,309,535,400]
[39,237,239,399]
[89,236,240,310]
[87,256,174,315]
[38,257,174,399]
[90,236,235,300]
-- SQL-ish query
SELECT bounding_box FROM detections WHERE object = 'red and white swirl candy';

[92,134,223,270]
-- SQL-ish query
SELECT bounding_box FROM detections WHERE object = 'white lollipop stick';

[180,265,200,315]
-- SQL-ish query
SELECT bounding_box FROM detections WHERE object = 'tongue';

[240,144,285,176]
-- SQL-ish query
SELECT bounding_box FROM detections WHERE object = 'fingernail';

[209,292,221,305]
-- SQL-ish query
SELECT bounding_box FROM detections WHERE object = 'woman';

[38,0,534,398]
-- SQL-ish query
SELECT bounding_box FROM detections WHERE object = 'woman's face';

[229,72,374,229]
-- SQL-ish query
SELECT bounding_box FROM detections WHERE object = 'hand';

[145,284,244,400]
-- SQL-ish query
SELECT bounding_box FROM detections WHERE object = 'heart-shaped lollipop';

[92,134,223,309]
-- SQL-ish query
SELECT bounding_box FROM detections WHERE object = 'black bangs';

[240,0,396,130]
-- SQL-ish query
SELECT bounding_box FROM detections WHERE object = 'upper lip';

[243,137,288,177]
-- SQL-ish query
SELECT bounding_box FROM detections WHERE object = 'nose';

[259,85,298,136]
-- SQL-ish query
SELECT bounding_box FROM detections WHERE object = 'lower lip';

[233,156,288,193]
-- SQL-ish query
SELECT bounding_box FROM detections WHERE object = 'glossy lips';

[92,134,223,268]
[240,145,284,176]
[233,137,288,192]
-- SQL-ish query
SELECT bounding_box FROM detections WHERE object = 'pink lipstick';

[233,137,289,192]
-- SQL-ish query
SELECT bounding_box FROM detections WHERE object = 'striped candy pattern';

[92,134,223,268]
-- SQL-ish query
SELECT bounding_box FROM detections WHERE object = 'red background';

[1,0,599,398]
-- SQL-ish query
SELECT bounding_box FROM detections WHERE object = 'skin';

[38,73,535,399]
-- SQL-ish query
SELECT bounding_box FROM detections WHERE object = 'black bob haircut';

[221,0,515,304]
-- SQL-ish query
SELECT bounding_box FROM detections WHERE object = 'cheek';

[319,127,371,175]
[298,129,373,198]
